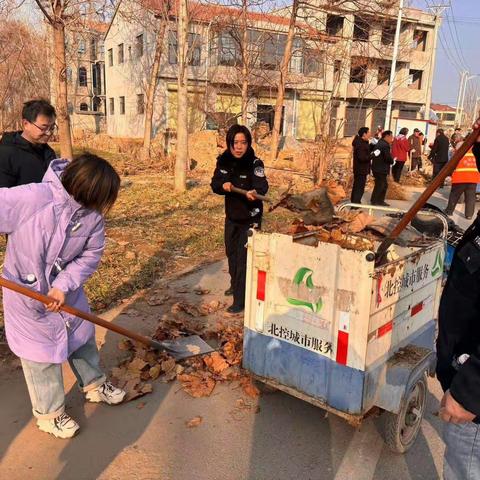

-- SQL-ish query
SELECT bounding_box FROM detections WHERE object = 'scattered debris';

[186,416,203,428]
[386,181,408,201]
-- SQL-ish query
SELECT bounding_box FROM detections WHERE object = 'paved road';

[0,185,475,480]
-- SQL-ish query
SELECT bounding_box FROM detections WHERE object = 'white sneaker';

[85,381,126,405]
[37,412,80,439]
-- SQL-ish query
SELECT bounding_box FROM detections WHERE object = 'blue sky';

[410,0,480,107]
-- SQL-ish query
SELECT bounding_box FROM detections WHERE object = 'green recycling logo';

[431,251,444,278]
[287,267,323,313]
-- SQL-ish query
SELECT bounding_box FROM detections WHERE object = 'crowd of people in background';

[350,123,478,219]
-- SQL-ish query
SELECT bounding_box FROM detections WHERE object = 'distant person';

[429,128,450,186]
[211,125,268,314]
[371,126,383,146]
[350,127,372,204]
[444,143,480,220]
[408,128,423,171]
[451,127,463,149]
[0,99,57,188]
[370,130,394,206]
[391,127,412,182]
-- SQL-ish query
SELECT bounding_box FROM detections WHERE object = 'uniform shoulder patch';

[254,166,265,177]
[220,169,228,174]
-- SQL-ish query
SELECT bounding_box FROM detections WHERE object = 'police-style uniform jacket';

[210,148,269,224]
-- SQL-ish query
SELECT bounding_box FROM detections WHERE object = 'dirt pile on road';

[386,181,408,201]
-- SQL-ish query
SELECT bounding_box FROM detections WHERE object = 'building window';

[78,67,87,86]
[188,33,201,66]
[119,96,125,115]
[66,66,72,83]
[408,69,423,90]
[128,45,132,60]
[326,14,344,36]
[135,34,144,58]
[249,30,286,70]
[377,65,391,85]
[90,38,97,58]
[303,50,323,76]
[218,31,241,67]
[381,24,395,46]
[350,60,366,83]
[78,39,86,54]
[108,48,113,66]
[109,97,114,115]
[290,38,303,73]
[137,94,145,114]
[168,31,178,64]
[93,97,102,112]
[353,16,369,41]
[413,30,427,52]
[118,43,124,64]
[79,103,89,111]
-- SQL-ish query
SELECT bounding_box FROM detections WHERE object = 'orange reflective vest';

[451,150,480,184]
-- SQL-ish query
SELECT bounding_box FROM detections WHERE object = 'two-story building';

[104,0,436,140]
[431,103,457,130]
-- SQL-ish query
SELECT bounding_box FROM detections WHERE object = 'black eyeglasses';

[31,121,58,134]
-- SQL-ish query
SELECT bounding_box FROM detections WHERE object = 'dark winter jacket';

[0,131,56,188]
[211,148,268,225]
[352,136,371,176]
[428,133,449,165]
[436,144,480,420]
[370,138,394,175]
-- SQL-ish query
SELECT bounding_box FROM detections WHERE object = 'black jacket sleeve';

[450,352,480,417]
[383,144,394,165]
[473,143,480,172]
[210,160,231,195]
[0,151,16,188]
[251,159,268,195]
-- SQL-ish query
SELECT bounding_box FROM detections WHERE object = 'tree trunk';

[52,22,73,159]
[240,0,248,125]
[269,0,298,163]
[142,14,168,160]
[174,0,188,192]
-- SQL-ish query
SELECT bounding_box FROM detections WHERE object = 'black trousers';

[411,157,422,170]
[392,161,405,183]
[433,162,446,187]
[225,219,253,308]
[351,174,367,204]
[371,173,388,205]
[445,183,477,218]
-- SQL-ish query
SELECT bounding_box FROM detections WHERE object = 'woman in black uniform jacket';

[211,125,269,314]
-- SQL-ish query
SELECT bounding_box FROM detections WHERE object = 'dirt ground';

[0,258,446,480]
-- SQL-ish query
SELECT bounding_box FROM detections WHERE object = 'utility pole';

[455,70,467,128]
[384,0,404,131]
[424,5,447,122]
[459,74,477,128]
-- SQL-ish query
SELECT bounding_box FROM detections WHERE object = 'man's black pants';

[392,161,405,183]
[446,183,477,218]
[351,174,367,204]
[225,219,253,308]
[433,162,447,187]
[371,173,388,205]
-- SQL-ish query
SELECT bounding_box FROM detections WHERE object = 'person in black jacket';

[350,127,371,204]
[437,125,480,478]
[370,130,394,206]
[0,99,57,188]
[428,128,449,187]
[211,125,268,314]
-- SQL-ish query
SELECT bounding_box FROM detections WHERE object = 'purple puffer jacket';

[0,159,105,363]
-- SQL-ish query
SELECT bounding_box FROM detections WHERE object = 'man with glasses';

[0,99,57,187]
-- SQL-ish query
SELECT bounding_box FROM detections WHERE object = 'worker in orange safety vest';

[444,147,480,220]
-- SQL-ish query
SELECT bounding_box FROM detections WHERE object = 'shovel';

[0,277,214,361]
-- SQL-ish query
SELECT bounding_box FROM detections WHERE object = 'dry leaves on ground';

[186,416,203,428]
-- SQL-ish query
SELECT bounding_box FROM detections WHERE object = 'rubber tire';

[381,373,428,454]
[411,213,446,237]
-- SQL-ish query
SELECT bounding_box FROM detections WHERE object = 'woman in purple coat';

[0,153,124,439]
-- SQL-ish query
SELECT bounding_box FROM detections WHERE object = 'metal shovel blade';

[151,335,215,360]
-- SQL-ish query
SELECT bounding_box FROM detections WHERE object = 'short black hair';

[226,124,252,149]
[62,153,121,214]
[438,128,445,135]
[358,127,369,137]
[399,127,409,135]
[22,99,56,122]
[382,130,393,138]
[413,128,420,133]
[455,127,461,131]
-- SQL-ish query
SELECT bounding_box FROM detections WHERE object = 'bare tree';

[175,0,189,191]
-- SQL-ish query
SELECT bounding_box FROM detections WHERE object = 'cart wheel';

[382,373,427,454]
